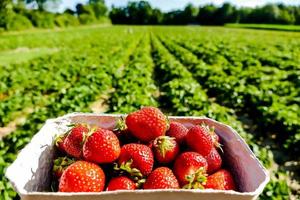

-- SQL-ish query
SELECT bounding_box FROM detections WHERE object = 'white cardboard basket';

[6,113,269,200]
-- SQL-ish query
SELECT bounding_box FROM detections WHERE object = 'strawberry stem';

[166,116,170,131]
[154,136,176,158]
[54,134,65,147]
[114,116,127,131]
[113,160,146,188]
[200,123,223,151]
[114,159,143,179]
[53,157,75,175]
[183,167,207,189]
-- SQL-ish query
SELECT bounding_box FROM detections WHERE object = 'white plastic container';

[6,113,269,200]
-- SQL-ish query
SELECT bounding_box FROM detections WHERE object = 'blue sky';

[58,0,300,12]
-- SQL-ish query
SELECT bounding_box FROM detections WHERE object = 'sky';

[58,0,300,12]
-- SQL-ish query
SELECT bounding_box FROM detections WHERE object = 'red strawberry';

[144,167,179,189]
[152,136,179,164]
[205,169,236,190]
[204,148,222,174]
[186,125,214,156]
[83,128,120,164]
[63,124,89,158]
[106,176,136,191]
[113,117,137,145]
[166,122,188,144]
[59,160,105,192]
[206,125,222,150]
[117,143,154,177]
[53,157,75,179]
[173,152,208,188]
[126,107,168,142]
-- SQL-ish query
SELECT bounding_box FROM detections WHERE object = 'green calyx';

[165,116,170,131]
[54,134,65,147]
[53,157,75,173]
[114,116,127,132]
[113,159,145,187]
[183,167,207,189]
[154,136,176,158]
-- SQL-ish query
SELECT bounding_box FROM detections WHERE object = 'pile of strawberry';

[53,107,236,192]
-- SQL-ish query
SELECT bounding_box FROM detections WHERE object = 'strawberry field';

[0,26,299,199]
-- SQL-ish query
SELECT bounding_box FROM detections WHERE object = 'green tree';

[197,5,218,25]
[149,8,163,24]
[109,6,128,24]
[215,3,237,24]
[278,9,295,24]
[0,0,13,29]
[127,1,153,24]
[89,0,104,4]
[182,4,199,24]
[89,0,107,19]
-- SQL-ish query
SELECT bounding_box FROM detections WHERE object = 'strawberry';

[144,167,179,189]
[83,128,120,164]
[166,122,188,144]
[63,124,89,158]
[106,176,136,191]
[205,169,236,190]
[173,152,208,188]
[116,143,154,177]
[53,157,75,179]
[59,160,105,192]
[186,125,214,156]
[114,118,139,145]
[206,125,222,150]
[152,136,179,164]
[126,107,168,142]
[204,148,222,174]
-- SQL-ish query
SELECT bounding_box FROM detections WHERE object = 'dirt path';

[0,108,33,139]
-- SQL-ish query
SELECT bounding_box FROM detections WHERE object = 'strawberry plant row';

[158,36,300,153]
[151,35,290,200]
[0,28,140,127]
[0,29,143,200]
[151,35,265,160]
[108,34,159,113]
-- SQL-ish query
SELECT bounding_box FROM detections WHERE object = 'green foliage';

[0,26,299,199]
[0,0,109,31]
[54,14,79,27]
[260,171,291,200]
[6,14,32,30]
[26,11,55,28]
[90,1,107,19]
[225,23,300,32]
[110,2,300,25]
[78,13,96,24]
[0,26,143,199]
[0,0,14,29]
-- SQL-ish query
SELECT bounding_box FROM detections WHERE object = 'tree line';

[1,0,300,31]
[110,1,300,25]
[0,0,108,31]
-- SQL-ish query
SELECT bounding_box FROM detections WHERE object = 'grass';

[0,47,58,65]
[225,23,300,32]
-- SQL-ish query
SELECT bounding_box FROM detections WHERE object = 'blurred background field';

[225,23,300,31]
[0,1,300,200]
